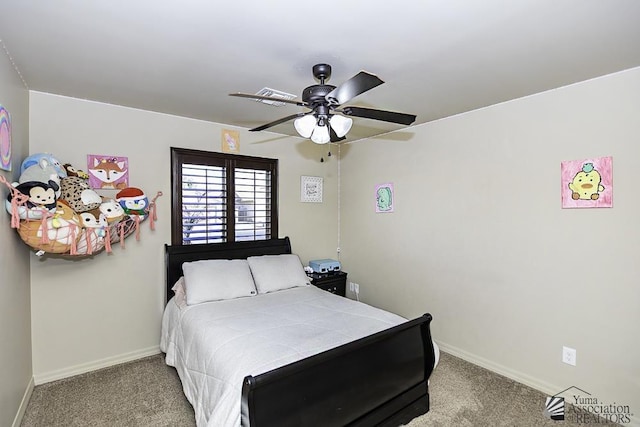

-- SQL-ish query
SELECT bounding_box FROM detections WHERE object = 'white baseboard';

[34,345,161,385]
[11,376,34,427]
[437,341,640,427]
[436,340,560,396]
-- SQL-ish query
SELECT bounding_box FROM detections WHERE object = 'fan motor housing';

[302,84,336,106]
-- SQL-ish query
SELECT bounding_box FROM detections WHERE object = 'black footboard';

[241,313,435,427]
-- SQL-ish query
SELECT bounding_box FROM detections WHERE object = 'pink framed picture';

[561,156,612,208]
[87,154,129,190]
[0,105,11,171]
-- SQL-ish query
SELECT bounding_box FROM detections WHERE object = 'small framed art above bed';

[161,237,438,427]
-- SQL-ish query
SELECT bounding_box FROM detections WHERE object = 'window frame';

[170,147,278,245]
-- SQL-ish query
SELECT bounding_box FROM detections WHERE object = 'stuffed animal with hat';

[116,187,148,218]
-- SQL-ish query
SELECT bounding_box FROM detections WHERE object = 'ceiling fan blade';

[329,126,346,143]
[325,71,384,105]
[249,113,306,132]
[341,106,416,125]
[229,93,308,107]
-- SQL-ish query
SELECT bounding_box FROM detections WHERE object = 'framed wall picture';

[0,105,11,171]
[87,154,129,190]
[561,156,612,208]
[222,129,240,153]
[375,183,394,213]
[301,176,323,203]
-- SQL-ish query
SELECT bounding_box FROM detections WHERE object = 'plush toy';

[59,176,102,213]
[49,199,81,231]
[116,187,148,218]
[5,180,59,219]
[20,153,67,179]
[63,163,90,179]
[18,199,81,254]
[19,159,62,197]
[12,180,59,210]
[99,197,125,224]
[79,208,108,233]
[76,208,109,255]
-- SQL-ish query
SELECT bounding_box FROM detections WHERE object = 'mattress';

[160,285,439,427]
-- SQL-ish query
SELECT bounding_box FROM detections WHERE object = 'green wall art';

[375,183,394,213]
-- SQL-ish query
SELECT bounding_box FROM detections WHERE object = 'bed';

[160,237,437,426]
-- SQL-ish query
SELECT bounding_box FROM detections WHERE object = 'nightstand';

[308,271,347,297]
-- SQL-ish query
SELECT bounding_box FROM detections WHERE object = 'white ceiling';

[1,1,639,142]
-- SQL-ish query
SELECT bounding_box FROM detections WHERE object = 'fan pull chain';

[320,149,332,162]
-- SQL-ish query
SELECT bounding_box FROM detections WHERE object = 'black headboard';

[164,237,292,304]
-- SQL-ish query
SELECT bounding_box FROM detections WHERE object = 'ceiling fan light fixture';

[232,63,416,140]
[294,114,316,138]
[329,115,353,138]
[311,124,330,144]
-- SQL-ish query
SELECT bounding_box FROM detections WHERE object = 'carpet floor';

[21,351,616,426]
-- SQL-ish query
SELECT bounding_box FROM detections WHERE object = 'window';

[171,147,278,245]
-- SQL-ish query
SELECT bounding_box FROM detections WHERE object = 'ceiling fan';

[229,64,417,144]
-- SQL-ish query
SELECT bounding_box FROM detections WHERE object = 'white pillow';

[182,259,257,305]
[247,254,311,294]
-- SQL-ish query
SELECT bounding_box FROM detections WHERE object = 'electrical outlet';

[354,283,360,294]
[562,346,577,366]
[349,282,355,292]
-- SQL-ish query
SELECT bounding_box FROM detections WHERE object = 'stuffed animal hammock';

[1,174,161,257]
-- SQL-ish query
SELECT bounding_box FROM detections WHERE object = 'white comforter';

[160,285,437,427]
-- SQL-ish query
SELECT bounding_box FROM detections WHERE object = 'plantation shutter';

[234,167,272,241]
[181,163,227,244]
[171,148,278,245]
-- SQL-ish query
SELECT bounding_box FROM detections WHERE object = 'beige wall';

[340,67,640,418]
[16,66,640,422]
[0,48,32,426]
[27,92,339,381]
